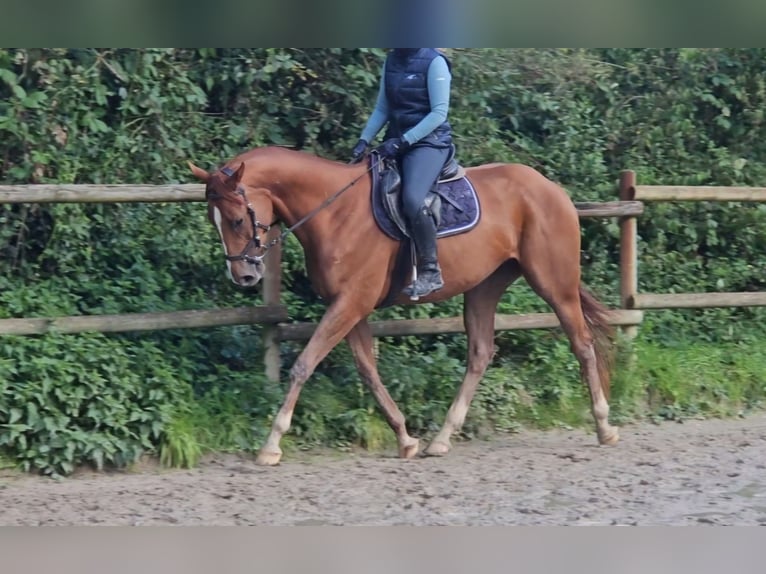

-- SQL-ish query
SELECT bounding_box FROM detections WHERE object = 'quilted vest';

[384,48,452,147]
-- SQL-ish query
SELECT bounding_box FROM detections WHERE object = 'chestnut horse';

[188,146,619,466]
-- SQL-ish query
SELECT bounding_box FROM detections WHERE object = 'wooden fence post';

[619,170,638,340]
[262,227,283,383]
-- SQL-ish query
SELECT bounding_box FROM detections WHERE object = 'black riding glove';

[377,137,409,159]
[349,139,369,164]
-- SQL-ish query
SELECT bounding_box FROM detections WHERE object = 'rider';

[350,48,453,299]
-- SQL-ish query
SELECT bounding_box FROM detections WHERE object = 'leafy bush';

[0,334,192,476]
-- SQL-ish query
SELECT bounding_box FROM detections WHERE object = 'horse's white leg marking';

[581,343,618,445]
[213,206,234,282]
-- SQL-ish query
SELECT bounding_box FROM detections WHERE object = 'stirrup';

[403,272,444,301]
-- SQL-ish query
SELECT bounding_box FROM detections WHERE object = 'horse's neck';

[239,149,373,248]
[269,160,361,221]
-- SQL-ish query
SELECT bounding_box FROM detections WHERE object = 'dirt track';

[2,413,766,526]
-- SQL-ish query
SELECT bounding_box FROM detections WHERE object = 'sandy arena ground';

[2,413,766,525]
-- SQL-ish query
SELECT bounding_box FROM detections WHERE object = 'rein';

[222,162,375,265]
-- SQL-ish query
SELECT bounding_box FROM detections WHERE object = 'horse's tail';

[578,285,615,400]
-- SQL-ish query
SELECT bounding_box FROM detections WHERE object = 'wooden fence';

[618,171,766,322]
[2,172,763,380]
[0,182,643,380]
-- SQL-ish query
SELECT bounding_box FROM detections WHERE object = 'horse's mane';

[224,146,343,172]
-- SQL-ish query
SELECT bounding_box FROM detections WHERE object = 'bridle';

[213,161,375,266]
[223,186,274,266]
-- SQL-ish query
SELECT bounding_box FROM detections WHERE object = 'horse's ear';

[188,161,210,182]
[234,162,245,182]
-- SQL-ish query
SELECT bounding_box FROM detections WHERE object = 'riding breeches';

[400,145,450,222]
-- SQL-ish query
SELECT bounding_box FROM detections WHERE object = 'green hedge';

[0,334,188,476]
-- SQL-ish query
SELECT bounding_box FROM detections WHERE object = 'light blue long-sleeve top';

[360,55,451,146]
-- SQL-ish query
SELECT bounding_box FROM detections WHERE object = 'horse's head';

[188,161,274,287]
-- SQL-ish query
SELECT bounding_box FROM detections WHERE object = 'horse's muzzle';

[230,258,265,287]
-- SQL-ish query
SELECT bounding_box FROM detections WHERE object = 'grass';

[0,454,19,473]
[467,336,766,434]
[158,402,256,469]
[614,339,766,422]
[159,414,203,469]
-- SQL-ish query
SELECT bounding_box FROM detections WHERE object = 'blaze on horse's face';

[188,161,273,287]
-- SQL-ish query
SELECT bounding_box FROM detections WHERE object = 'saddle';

[370,148,480,241]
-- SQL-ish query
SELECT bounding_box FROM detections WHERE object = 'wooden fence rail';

[0,306,288,336]
[631,292,766,310]
[0,184,643,217]
[0,184,205,203]
[277,310,645,341]
[633,186,766,202]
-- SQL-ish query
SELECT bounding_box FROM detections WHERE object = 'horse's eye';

[233,218,244,228]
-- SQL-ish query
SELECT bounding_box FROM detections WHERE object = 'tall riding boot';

[403,207,444,299]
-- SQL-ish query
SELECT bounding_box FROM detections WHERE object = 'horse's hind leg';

[521,258,619,446]
[424,262,520,456]
[345,319,419,458]
[554,295,619,445]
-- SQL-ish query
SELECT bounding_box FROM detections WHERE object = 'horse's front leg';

[345,319,419,459]
[256,297,366,466]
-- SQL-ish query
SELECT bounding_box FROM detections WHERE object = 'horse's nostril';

[241,275,257,284]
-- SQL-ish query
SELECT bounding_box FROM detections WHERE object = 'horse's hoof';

[255,449,283,466]
[423,440,451,457]
[598,426,620,446]
[399,438,420,459]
